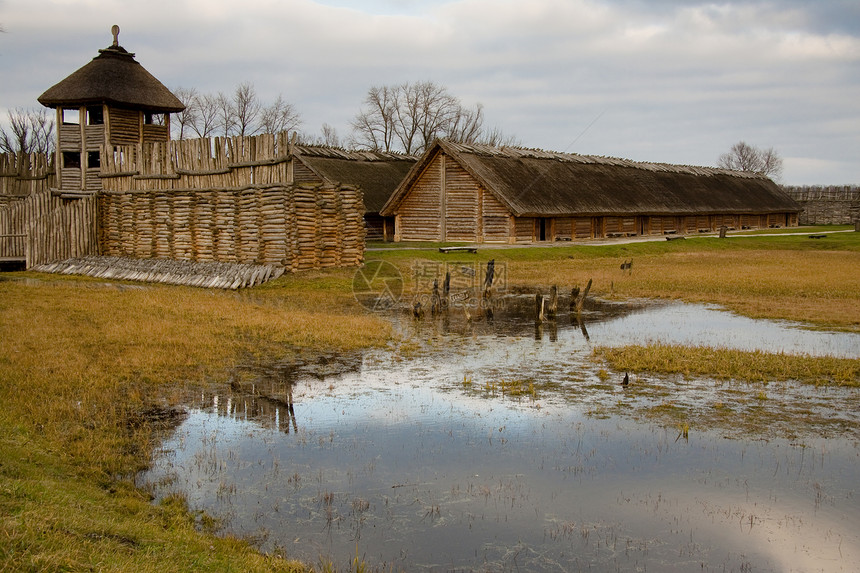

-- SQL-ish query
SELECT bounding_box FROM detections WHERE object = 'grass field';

[1,227,858,571]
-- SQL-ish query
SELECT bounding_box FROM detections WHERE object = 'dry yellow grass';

[594,343,860,387]
[453,244,860,331]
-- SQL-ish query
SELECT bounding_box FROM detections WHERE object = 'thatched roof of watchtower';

[38,26,184,113]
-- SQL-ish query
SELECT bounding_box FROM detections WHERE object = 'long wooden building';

[289,146,416,240]
[381,139,801,243]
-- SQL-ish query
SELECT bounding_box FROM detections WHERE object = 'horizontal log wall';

[396,153,443,241]
[444,159,479,242]
[98,183,364,271]
[573,217,592,238]
[95,133,364,271]
[480,189,510,242]
[554,217,573,240]
[514,217,535,243]
[109,108,141,146]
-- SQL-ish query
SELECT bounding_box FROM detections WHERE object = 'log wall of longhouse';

[480,187,511,243]
[444,159,479,242]
[395,153,443,241]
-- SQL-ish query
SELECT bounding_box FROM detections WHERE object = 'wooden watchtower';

[37,25,184,195]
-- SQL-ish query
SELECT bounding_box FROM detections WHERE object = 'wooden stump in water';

[482,287,494,320]
[431,279,442,315]
[546,285,558,319]
[412,301,424,319]
[535,293,545,323]
[484,259,495,289]
[569,286,580,312]
[574,278,592,314]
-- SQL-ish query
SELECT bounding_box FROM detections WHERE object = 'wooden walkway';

[30,256,284,289]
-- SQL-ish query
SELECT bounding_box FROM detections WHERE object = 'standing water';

[140,300,860,572]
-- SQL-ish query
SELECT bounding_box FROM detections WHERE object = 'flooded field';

[140,299,860,572]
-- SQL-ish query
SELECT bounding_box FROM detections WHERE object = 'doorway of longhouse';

[538,218,550,241]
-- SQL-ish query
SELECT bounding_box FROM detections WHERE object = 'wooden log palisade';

[96,133,366,272]
[97,182,364,272]
[0,133,367,282]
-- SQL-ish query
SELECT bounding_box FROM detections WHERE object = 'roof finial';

[111,25,120,47]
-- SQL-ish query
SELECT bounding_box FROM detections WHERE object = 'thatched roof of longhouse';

[381,139,799,217]
[293,146,416,213]
[38,30,184,113]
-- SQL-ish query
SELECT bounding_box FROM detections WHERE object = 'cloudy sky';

[2,0,858,184]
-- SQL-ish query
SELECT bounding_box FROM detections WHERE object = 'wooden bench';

[808,234,826,239]
[666,236,686,241]
[439,246,478,254]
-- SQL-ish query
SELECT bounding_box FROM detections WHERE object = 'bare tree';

[172,83,300,139]
[477,126,521,148]
[192,93,221,138]
[718,141,784,180]
[446,102,484,144]
[259,95,301,135]
[171,86,198,140]
[215,92,237,138]
[413,81,460,152]
[0,108,55,154]
[232,82,261,138]
[757,147,784,181]
[299,124,342,147]
[351,81,499,154]
[320,123,340,147]
[350,85,397,152]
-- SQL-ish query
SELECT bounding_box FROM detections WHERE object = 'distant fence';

[783,186,860,225]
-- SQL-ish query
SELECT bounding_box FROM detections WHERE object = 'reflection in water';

[140,301,860,572]
[214,393,298,434]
